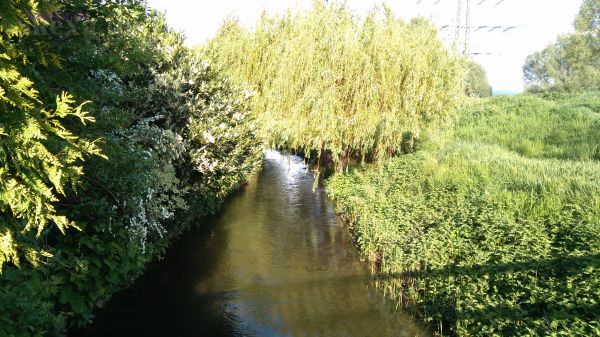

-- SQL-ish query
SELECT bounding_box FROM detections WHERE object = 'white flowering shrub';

[114,117,188,252]
[89,69,124,97]
[137,50,263,213]
[184,57,263,203]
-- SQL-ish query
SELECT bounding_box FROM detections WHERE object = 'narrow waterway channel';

[73,151,426,337]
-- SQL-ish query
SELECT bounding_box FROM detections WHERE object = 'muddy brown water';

[73,151,426,337]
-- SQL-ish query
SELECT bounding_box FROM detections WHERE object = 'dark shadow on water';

[70,212,237,337]
[72,151,427,337]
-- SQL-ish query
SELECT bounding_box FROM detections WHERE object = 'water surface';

[74,151,425,337]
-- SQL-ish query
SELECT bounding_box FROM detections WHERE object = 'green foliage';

[207,1,463,171]
[0,1,262,335]
[327,93,600,336]
[524,0,600,92]
[462,60,491,97]
[0,0,103,271]
[456,94,600,161]
[575,0,600,39]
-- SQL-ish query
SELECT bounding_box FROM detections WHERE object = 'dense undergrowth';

[0,1,261,335]
[327,93,600,336]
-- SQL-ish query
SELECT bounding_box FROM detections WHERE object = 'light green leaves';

[208,1,463,172]
[0,1,103,273]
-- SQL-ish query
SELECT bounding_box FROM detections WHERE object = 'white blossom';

[203,131,215,144]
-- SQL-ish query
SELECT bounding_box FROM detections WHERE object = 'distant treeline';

[524,0,600,93]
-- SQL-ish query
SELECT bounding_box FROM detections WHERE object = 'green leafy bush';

[0,1,262,335]
[327,93,600,336]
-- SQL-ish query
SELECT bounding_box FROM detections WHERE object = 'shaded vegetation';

[0,1,261,335]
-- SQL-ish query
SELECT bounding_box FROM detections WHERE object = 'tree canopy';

[463,60,492,97]
[207,2,463,172]
[524,0,600,92]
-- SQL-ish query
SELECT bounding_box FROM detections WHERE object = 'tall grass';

[327,93,600,336]
[207,1,463,171]
[456,94,600,161]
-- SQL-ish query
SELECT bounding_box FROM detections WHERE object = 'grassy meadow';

[326,93,600,336]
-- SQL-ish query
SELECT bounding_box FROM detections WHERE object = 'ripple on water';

[71,151,428,337]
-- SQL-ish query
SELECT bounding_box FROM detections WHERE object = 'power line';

[470,52,504,56]
[418,0,516,57]
[419,0,507,6]
[439,25,517,32]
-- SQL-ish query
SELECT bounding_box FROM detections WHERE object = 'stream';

[73,151,426,337]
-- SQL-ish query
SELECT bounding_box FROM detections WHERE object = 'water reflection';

[73,151,426,337]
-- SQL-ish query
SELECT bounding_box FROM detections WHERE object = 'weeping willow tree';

[207,1,463,172]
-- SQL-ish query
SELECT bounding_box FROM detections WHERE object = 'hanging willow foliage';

[207,1,464,171]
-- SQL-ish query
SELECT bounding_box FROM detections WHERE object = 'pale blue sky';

[146,0,583,92]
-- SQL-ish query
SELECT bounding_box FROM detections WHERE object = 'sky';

[145,0,583,93]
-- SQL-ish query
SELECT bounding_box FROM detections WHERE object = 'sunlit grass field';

[456,94,600,161]
[327,92,600,336]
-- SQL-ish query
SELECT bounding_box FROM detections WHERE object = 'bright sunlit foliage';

[208,1,463,171]
[0,1,103,271]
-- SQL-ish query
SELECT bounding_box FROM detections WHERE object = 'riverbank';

[0,3,262,335]
[326,93,600,336]
[72,151,427,337]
